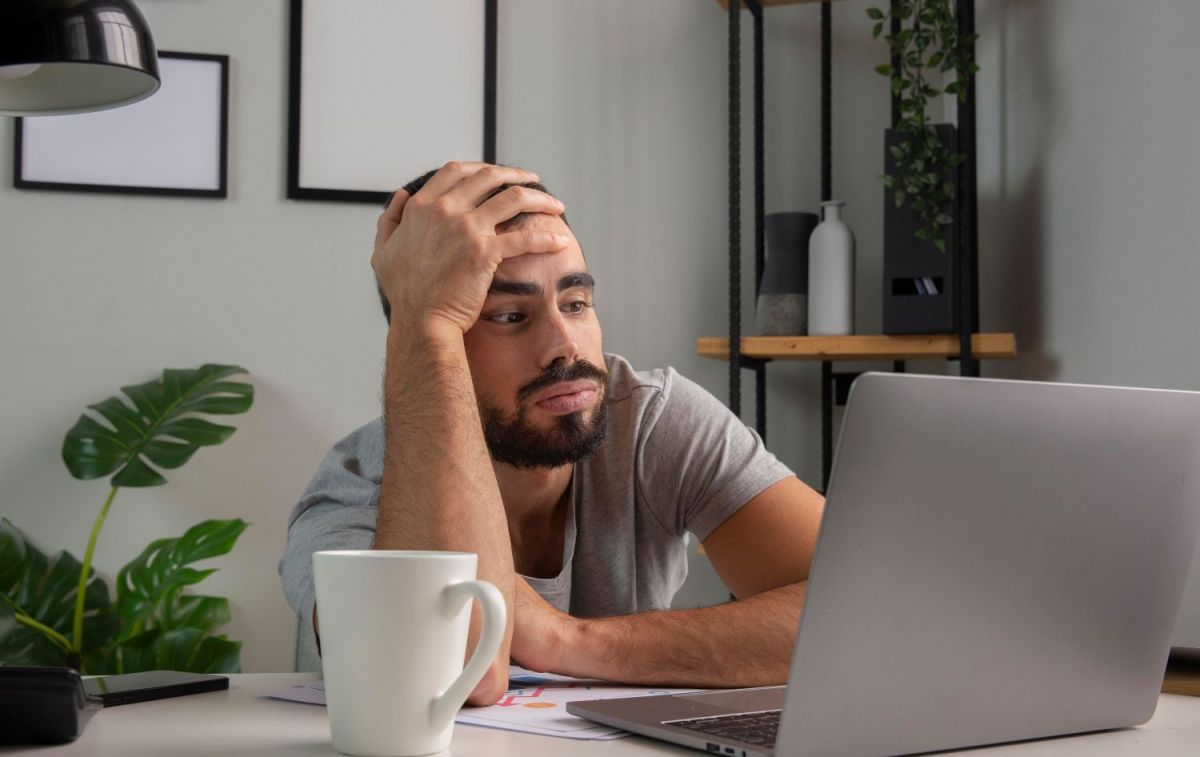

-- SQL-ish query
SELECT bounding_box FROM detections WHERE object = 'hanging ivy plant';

[868,0,979,252]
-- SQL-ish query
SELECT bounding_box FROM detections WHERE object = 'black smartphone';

[82,670,228,706]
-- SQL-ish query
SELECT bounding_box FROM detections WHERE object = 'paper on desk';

[265,665,701,741]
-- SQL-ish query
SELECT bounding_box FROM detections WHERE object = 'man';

[279,162,825,705]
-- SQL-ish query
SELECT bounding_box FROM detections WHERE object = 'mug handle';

[429,579,507,731]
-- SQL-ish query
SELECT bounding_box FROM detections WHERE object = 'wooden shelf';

[1164,648,1200,697]
[697,333,1018,362]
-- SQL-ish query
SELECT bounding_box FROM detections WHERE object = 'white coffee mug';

[312,550,506,757]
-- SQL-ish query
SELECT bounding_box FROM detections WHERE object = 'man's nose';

[537,309,581,368]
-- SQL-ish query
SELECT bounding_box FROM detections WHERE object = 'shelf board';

[697,333,1018,362]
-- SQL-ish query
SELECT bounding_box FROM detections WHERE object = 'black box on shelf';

[882,124,959,335]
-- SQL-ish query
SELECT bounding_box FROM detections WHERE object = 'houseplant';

[0,364,253,673]
[868,0,978,252]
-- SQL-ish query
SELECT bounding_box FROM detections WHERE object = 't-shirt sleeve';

[636,369,795,542]
[277,420,383,629]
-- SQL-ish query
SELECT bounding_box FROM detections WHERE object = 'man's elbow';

[464,660,508,707]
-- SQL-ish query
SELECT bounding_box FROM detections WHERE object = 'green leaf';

[873,21,884,39]
[157,418,236,446]
[115,629,161,673]
[117,628,241,674]
[160,629,241,673]
[0,519,116,669]
[62,365,253,488]
[874,63,892,76]
[156,628,206,670]
[866,7,885,21]
[111,457,167,488]
[934,237,947,253]
[191,635,241,673]
[115,519,248,643]
[164,594,231,634]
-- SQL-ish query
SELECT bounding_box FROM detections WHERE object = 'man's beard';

[480,359,610,470]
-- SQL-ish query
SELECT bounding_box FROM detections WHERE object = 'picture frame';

[12,52,230,199]
[286,0,497,204]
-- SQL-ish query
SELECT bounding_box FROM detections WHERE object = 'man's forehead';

[493,215,587,283]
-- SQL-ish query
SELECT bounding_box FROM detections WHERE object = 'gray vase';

[756,212,819,335]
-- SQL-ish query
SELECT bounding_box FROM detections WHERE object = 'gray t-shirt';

[279,353,793,627]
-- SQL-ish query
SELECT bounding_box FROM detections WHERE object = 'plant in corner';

[868,0,979,251]
[0,364,253,674]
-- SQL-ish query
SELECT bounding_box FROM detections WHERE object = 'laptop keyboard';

[668,709,781,748]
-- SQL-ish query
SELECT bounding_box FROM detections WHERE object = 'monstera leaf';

[117,627,241,674]
[62,364,253,487]
[0,518,246,674]
[0,519,117,668]
[115,519,248,643]
[103,518,247,674]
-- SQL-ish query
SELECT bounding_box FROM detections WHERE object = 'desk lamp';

[0,0,159,116]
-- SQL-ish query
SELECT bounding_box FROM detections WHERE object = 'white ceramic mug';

[312,550,506,757]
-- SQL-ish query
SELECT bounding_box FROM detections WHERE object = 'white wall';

[3,0,1199,674]
[974,0,1200,644]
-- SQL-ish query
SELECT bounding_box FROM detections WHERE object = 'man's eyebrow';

[488,279,541,296]
[487,272,595,296]
[558,272,595,292]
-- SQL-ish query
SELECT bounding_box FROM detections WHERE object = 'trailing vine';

[868,0,978,252]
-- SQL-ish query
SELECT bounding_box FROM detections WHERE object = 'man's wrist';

[556,613,589,677]
[385,315,467,367]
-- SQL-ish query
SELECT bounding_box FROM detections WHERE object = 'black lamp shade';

[0,0,160,116]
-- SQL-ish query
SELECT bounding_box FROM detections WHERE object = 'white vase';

[808,200,856,335]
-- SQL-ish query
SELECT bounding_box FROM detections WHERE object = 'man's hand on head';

[371,162,571,338]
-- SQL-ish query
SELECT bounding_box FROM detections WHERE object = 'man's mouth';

[531,380,599,415]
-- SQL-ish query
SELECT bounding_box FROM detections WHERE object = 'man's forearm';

[562,582,807,688]
[374,323,515,700]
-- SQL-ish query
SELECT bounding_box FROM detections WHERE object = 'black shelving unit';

[724,0,981,489]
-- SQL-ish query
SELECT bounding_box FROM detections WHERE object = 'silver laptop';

[568,373,1200,756]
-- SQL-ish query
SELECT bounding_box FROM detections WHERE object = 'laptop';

[568,372,1200,756]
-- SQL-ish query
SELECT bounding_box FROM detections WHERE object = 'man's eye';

[564,300,592,314]
[487,312,525,324]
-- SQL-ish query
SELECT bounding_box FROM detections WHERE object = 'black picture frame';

[12,52,230,199]
[286,0,498,204]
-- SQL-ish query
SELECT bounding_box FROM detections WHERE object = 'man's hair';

[376,167,569,324]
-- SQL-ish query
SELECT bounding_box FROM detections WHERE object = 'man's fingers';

[475,185,564,228]
[374,189,410,249]
[493,228,573,260]
[442,165,540,211]
[413,160,490,201]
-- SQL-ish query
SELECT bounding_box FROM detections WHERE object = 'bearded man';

[279,162,825,705]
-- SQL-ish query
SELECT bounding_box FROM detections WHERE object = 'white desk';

[5,674,1199,756]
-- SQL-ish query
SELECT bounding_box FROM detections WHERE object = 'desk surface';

[6,674,1199,756]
